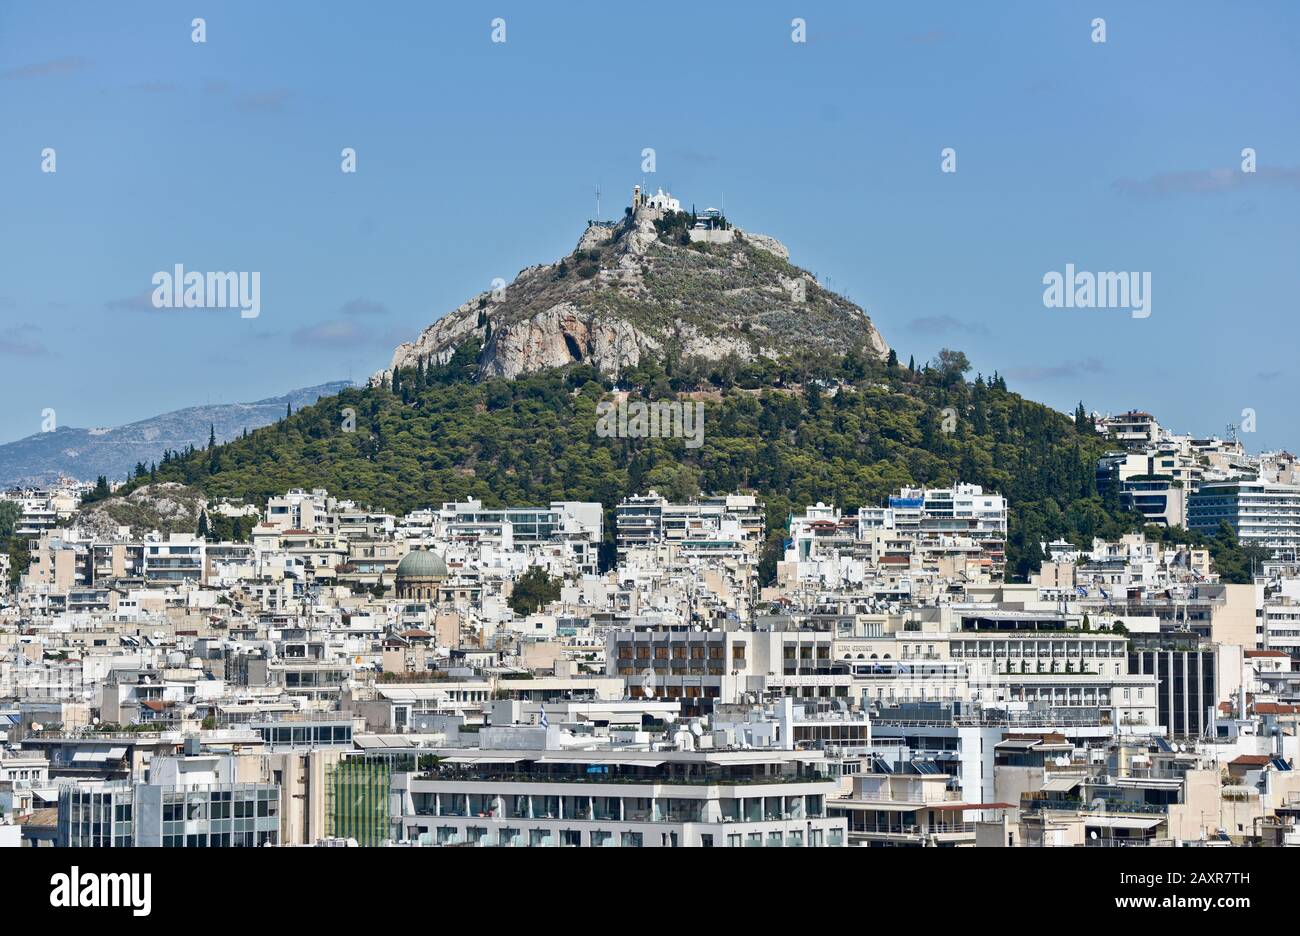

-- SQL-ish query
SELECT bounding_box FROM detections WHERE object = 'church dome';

[395,549,448,580]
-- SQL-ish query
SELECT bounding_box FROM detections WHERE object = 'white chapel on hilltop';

[633,185,681,213]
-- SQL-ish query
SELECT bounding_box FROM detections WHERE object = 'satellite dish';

[1089,831,1098,840]
[92,717,101,725]
[31,723,43,732]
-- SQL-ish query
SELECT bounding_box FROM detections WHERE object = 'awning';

[70,751,112,763]
[995,739,1040,751]
[1085,816,1163,830]
[1043,776,1084,792]
[534,757,664,768]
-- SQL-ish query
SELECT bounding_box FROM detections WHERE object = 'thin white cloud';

[2,57,89,80]
[1114,166,1300,199]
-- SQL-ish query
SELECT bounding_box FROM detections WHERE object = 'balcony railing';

[414,769,829,786]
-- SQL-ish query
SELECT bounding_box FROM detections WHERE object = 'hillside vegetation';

[123,343,1151,582]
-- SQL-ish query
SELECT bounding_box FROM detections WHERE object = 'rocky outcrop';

[373,211,890,386]
[479,303,654,379]
[73,482,208,539]
[738,230,790,261]
[575,222,616,252]
[386,296,489,371]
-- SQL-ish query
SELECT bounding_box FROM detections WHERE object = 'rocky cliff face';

[374,210,889,385]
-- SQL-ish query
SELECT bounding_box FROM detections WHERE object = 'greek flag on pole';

[539,705,549,728]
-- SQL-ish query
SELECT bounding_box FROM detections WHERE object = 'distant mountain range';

[0,382,352,488]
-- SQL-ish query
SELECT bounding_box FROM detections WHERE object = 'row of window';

[162,830,277,847]
[420,827,841,847]
[618,645,736,660]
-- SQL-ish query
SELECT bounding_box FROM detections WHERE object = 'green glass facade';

[327,759,391,846]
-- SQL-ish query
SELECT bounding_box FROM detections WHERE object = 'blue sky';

[1,1,1297,450]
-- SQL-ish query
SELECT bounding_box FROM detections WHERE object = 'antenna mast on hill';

[595,184,601,221]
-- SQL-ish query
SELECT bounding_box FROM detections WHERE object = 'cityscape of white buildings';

[1,409,1299,848]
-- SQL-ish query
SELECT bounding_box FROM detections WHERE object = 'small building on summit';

[632,184,681,214]
[395,548,448,601]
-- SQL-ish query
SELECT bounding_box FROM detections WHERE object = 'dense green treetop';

[109,340,1168,583]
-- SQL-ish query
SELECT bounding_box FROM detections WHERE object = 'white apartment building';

[143,534,206,584]
[1262,578,1300,656]
[785,483,1008,582]
[1096,448,1194,526]
[834,625,1158,731]
[615,492,764,557]
[1188,480,1300,557]
[58,753,281,847]
[393,745,846,847]
[1098,410,1161,447]
[426,499,603,574]
[608,621,850,713]
[264,488,332,532]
